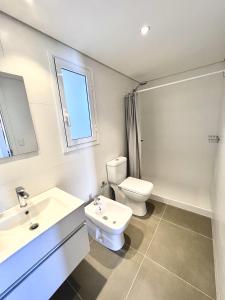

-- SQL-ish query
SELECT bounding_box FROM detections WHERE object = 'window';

[54,57,98,150]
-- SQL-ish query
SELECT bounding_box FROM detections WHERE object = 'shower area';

[137,64,225,216]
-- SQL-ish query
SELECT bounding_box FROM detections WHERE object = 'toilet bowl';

[85,195,132,251]
[107,157,153,217]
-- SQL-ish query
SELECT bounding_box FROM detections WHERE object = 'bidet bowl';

[85,195,132,235]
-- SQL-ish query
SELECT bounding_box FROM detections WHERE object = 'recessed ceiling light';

[141,25,151,36]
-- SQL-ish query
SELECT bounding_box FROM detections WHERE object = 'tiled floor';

[51,200,216,300]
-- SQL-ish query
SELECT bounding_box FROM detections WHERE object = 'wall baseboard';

[151,193,212,218]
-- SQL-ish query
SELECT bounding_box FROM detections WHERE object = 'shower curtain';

[125,92,142,178]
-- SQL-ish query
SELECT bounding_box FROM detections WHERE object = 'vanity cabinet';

[5,224,89,300]
[0,192,90,300]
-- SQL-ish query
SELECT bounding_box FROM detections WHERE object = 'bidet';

[85,195,132,251]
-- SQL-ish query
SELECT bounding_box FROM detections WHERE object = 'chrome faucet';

[15,186,29,207]
[93,196,101,205]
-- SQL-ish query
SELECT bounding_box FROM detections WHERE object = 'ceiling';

[0,0,225,81]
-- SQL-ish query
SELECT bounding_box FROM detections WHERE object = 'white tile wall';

[0,13,135,211]
[139,64,224,214]
[211,79,225,300]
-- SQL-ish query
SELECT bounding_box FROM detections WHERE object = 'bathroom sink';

[0,188,84,264]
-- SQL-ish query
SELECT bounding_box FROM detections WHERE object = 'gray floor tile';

[146,199,166,219]
[50,280,81,300]
[125,214,160,254]
[69,240,143,300]
[128,258,212,300]
[163,205,212,237]
[147,220,216,298]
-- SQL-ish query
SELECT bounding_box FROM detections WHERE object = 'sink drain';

[29,223,39,230]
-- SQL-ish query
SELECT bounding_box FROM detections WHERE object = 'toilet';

[107,157,153,216]
[85,195,132,251]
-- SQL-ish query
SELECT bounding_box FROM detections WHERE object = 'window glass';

[61,68,92,140]
[0,113,11,158]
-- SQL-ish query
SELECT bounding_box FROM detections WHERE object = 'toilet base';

[111,184,147,217]
[127,199,147,217]
[86,218,125,251]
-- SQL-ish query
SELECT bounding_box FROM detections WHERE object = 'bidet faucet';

[15,186,29,208]
[93,196,101,205]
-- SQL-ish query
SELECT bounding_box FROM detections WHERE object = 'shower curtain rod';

[136,69,225,94]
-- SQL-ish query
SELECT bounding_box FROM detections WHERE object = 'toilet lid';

[119,177,153,196]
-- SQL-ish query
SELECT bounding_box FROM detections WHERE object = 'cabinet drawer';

[4,224,89,300]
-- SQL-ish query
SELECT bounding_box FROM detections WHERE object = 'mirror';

[0,72,38,160]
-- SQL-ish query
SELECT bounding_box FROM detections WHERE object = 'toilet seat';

[119,177,153,196]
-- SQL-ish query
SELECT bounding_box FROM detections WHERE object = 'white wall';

[139,65,224,216]
[211,78,225,300]
[0,13,135,211]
